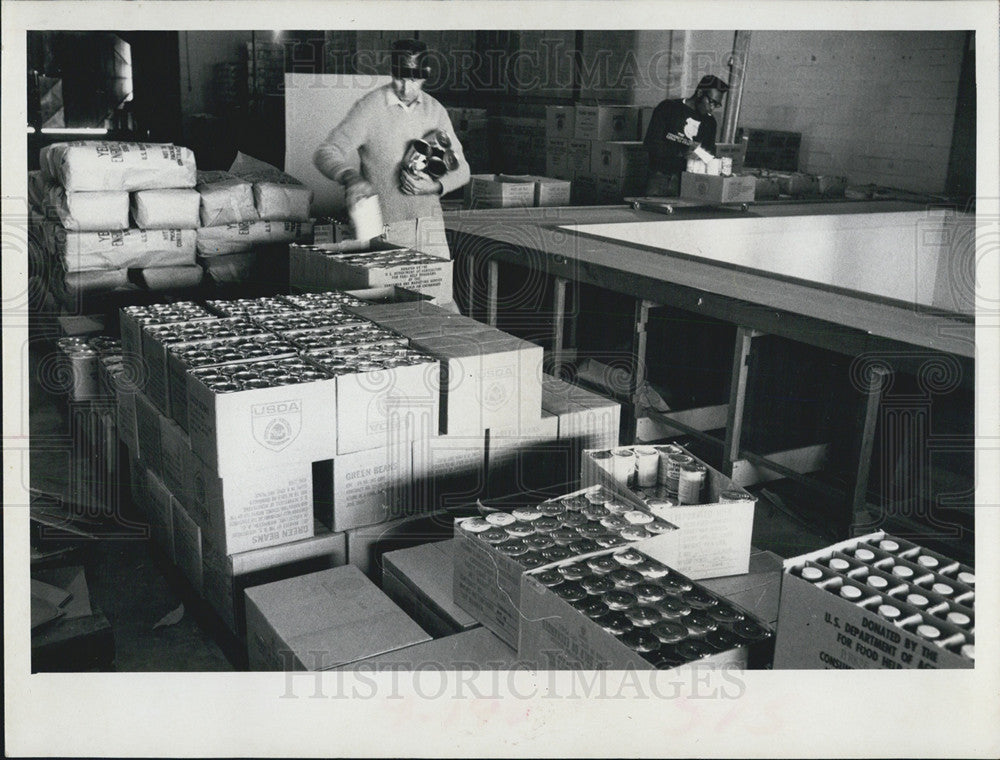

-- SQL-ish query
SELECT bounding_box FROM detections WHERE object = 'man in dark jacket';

[642,74,729,196]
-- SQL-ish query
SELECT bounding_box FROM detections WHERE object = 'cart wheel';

[665,205,674,214]
[740,203,749,212]
[631,201,641,210]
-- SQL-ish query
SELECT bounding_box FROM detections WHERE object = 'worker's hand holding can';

[340,169,376,209]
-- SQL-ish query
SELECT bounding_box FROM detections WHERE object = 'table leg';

[850,365,888,534]
[550,276,568,374]
[625,299,653,443]
[722,326,761,475]
[465,252,476,318]
[487,260,499,327]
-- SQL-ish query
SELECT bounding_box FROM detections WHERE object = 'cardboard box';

[580,445,755,580]
[518,547,770,670]
[411,332,544,437]
[165,336,297,432]
[202,526,346,635]
[545,138,572,180]
[145,470,175,561]
[772,532,974,670]
[185,368,338,477]
[345,511,458,580]
[172,498,203,593]
[412,435,487,512]
[574,105,639,142]
[244,566,430,671]
[158,413,193,500]
[141,317,259,416]
[289,243,454,304]
[382,539,480,638]
[591,141,647,179]
[133,392,162,470]
[116,378,139,456]
[119,302,213,361]
[571,174,598,205]
[680,172,756,204]
[183,455,314,556]
[464,174,536,209]
[543,375,621,451]
[312,442,414,533]
[566,140,594,176]
[334,627,520,671]
[486,413,564,498]
[699,548,784,626]
[530,176,572,207]
[545,105,576,139]
[452,484,673,647]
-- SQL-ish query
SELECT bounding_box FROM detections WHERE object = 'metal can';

[557,564,589,582]
[603,590,639,611]
[609,568,643,588]
[611,447,635,486]
[662,453,693,494]
[720,156,733,176]
[625,606,662,628]
[633,446,659,487]
[678,462,707,505]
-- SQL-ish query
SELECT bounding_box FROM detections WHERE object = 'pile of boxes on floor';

[112,293,623,639]
[28,142,314,304]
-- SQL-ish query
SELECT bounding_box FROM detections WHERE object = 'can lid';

[879,539,901,552]
[839,585,863,600]
[829,558,851,572]
[624,510,653,525]
[906,594,929,607]
[957,571,975,586]
[891,565,914,578]
[932,582,954,596]
[961,644,975,660]
[854,548,876,562]
[878,604,901,619]
[946,611,971,627]
[917,555,940,568]
[801,567,824,582]
[916,624,941,639]
[633,446,657,456]
[485,512,516,527]
[867,575,889,589]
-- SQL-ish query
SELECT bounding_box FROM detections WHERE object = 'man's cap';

[696,75,730,93]
[391,39,432,80]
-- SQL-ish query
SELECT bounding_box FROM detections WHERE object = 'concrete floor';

[27,335,829,672]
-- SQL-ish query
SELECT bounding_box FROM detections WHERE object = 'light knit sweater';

[313,85,470,224]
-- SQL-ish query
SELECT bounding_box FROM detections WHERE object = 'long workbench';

[444,200,975,536]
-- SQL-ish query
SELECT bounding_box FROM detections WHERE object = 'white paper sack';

[196,220,313,256]
[253,183,313,221]
[62,268,132,295]
[132,189,201,229]
[199,251,260,284]
[56,228,197,272]
[197,177,258,227]
[49,185,130,231]
[41,142,197,191]
[28,170,53,210]
[136,265,204,291]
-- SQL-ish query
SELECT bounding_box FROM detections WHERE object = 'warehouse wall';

[739,31,966,192]
[177,30,254,117]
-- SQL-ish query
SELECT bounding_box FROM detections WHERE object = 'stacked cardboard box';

[464,174,571,209]
[590,140,649,202]
[773,531,975,669]
[446,107,489,172]
[518,545,774,670]
[491,116,547,175]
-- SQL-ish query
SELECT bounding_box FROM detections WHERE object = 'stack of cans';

[190,355,334,394]
[145,316,266,347]
[457,486,675,570]
[308,345,433,374]
[285,323,407,353]
[56,337,101,401]
[204,296,303,317]
[122,301,212,326]
[532,547,772,668]
[169,334,298,370]
[255,311,366,336]
[793,535,975,660]
[333,249,446,269]
[282,291,363,310]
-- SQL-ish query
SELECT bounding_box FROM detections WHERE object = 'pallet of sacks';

[195,152,313,286]
[33,141,204,302]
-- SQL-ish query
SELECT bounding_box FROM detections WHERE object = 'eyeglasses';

[703,94,724,108]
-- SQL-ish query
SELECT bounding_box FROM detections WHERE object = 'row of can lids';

[122,291,365,325]
[57,336,122,357]
[526,547,772,667]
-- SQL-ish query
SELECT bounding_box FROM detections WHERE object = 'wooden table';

[445,200,974,534]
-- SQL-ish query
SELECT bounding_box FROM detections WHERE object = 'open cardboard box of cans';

[773,531,975,669]
[518,545,774,670]
[452,483,680,647]
[581,443,756,579]
[289,242,453,304]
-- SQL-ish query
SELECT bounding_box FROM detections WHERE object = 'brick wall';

[739,31,965,192]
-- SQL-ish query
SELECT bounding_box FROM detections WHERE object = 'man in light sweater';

[313,39,470,258]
